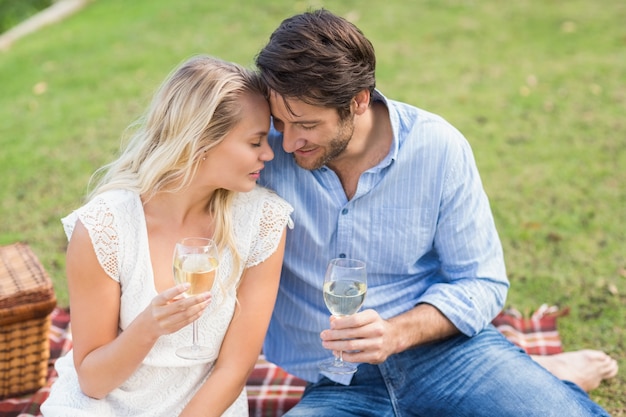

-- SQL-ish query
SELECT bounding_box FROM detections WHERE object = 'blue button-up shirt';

[258,91,509,384]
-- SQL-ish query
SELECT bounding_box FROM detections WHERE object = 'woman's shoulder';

[234,187,293,267]
[77,189,141,218]
[92,188,140,206]
[63,189,142,239]
[232,186,294,238]
[234,186,293,212]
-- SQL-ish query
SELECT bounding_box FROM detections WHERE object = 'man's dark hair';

[255,9,376,119]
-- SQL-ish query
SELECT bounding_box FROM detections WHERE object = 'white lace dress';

[41,186,293,417]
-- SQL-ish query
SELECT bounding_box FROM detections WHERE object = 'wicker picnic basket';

[0,242,57,399]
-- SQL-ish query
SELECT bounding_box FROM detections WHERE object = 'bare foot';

[531,350,619,392]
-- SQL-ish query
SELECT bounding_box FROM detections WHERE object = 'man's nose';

[281,125,306,153]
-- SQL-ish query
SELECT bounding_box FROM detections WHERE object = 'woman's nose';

[261,141,274,161]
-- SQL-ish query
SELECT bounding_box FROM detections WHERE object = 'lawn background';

[1,0,624,412]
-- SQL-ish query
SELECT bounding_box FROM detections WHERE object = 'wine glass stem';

[192,320,199,347]
[338,350,344,364]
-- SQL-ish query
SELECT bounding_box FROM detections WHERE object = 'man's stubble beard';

[293,116,355,171]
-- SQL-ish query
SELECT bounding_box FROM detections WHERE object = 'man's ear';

[352,89,371,115]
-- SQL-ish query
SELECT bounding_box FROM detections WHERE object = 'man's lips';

[294,147,318,156]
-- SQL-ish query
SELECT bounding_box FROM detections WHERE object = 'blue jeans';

[285,325,609,417]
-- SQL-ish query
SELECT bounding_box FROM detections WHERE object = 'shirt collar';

[368,89,398,172]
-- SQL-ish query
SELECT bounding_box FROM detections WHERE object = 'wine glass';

[318,258,367,374]
[172,237,219,360]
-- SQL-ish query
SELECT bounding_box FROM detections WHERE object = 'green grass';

[1,0,624,412]
[0,0,52,33]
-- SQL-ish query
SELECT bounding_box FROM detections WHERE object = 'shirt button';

[341,208,348,215]
[339,253,346,258]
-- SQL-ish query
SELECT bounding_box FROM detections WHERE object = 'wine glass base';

[176,345,217,361]
[318,357,358,374]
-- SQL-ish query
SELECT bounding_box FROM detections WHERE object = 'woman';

[41,55,293,416]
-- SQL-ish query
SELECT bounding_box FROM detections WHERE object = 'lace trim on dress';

[76,197,121,281]
[246,194,293,268]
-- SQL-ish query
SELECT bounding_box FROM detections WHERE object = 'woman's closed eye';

[251,135,268,147]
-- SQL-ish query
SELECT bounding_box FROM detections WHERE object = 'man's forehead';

[269,91,307,119]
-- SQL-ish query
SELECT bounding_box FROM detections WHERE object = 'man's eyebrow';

[276,114,320,124]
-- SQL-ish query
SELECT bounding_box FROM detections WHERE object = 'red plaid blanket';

[491,304,569,355]
[0,308,306,417]
[0,305,566,417]
[247,356,307,417]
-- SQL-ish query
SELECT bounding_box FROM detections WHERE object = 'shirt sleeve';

[417,136,509,336]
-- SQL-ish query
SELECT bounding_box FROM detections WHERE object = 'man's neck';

[328,101,392,199]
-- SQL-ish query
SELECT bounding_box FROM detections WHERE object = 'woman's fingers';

[149,285,212,334]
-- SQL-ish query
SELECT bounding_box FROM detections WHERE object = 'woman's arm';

[67,221,211,399]
[180,228,287,417]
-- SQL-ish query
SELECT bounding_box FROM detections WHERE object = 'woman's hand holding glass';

[144,283,212,339]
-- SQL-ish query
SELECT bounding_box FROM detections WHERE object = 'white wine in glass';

[173,237,219,360]
[319,258,367,374]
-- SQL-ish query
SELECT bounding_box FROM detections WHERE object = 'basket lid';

[0,243,56,316]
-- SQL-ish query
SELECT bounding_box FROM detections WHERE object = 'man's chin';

[293,155,323,171]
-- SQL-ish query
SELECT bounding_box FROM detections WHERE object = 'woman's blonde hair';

[89,55,267,292]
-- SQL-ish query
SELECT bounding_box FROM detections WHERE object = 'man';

[256,9,612,416]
